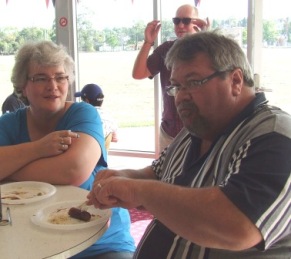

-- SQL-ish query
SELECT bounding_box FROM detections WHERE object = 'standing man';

[132,4,209,152]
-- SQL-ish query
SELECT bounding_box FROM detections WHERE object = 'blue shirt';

[0,102,135,257]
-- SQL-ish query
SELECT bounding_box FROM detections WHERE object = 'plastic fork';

[77,201,89,211]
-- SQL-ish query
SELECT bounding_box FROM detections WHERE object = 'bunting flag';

[5,0,53,7]
[194,0,201,7]
[5,0,131,8]
[52,0,80,7]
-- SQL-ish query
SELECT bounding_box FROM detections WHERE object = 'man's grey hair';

[165,30,254,87]
[11,40,75,100]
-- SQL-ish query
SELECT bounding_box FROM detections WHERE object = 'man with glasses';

[89,31,291,259]
[132,4,209,152]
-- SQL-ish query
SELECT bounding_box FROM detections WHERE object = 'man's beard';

[177,101,209,137]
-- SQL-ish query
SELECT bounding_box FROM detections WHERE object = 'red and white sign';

[59,17,68,27]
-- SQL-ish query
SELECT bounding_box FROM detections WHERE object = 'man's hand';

[193,17,211,32]
[144,20,161,45]
[87,177,141,209]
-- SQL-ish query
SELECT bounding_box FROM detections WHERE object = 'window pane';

[0,0,54,111]
[262,0,291,113]
[77,0,155,153]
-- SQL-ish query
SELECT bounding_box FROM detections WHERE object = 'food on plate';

[48,208,72,224]
[68,207,91,222]
[2,189,45,200]
[47,206,100,225]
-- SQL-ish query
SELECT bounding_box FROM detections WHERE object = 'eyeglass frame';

[27,74,69,85]
[172,17,195,26]
[166,70,230,96]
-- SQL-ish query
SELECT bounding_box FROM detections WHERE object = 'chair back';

[105,132,113,151]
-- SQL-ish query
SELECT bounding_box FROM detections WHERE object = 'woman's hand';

[35,130,80,158]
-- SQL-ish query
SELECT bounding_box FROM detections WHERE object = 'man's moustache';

[177,102,197,113]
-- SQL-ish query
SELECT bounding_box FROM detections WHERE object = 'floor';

[106,126,157,169]
[109,126,156,153]
[129,208,153,246]
[107,155,153,170]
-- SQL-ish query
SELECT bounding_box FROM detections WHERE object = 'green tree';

[0,15,289,54]
[263,20,279,45]
[281,18,290,43]
[242,27,247,45]
[0,27,19,54]
[16,27,49,46]
[161,20,175,42]
[77,5,96,51]
[103,29,119,50]
[130,21,146,50]
[49,20,56,42]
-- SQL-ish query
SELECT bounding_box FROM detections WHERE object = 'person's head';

[165,31,255,140]
[173,4,206,38]
[11,41,75,110]
[75,83,104,107]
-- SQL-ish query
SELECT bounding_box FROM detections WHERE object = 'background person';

[0,41,135,259]
[1,90,28,114]
[132,4,209,152]
[88,31,291,258]
[75,83,118,150]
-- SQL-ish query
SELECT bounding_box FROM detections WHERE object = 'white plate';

[31,200,111,230]
[1,181,56,205]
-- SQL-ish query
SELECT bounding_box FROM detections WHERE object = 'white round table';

[0,185,110,259]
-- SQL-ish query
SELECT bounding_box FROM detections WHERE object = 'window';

[77,0,156,155]
[0,0,290,158]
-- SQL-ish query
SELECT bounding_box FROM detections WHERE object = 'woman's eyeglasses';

[172,17,193,26]
[27,74,69,85]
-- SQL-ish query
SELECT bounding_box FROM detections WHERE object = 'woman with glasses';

[132,4,209,153]
[0,41,135,259]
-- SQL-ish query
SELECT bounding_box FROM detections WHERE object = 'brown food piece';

[68,207,91,222]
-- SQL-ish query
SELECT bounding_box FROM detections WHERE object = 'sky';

[0,0,290,29]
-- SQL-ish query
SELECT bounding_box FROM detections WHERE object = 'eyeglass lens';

[29,75,68,84]
[172,17,192,25]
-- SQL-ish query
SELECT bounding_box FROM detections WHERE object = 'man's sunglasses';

[172,17,193,26]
